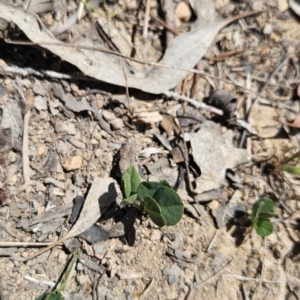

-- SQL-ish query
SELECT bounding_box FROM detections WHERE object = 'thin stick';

[143,0,151,41]
[20,109,32,193]
[150,11,178,35]
[206,229,219,252]
[164,91,223,115]
[196,259,234,289]
[246,73,253,155]
[24,275,55,287]
[0,64,276,102]
[140,276,154,300]
[224,269,284,284]
[13,78,32,193]
[0,242,62,247]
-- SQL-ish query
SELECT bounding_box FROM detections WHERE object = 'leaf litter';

[0,3,258,94]
[0,1,299,299]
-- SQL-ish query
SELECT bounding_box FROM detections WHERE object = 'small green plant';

[121,166,184,227]
[250,198,275,237]
[276,147,300,176]
[36,248,80,300]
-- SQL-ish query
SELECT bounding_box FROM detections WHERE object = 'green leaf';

[144,197,166,227]
[121,166,141,198]
[36,249,80,300]
[137,180,170,202]
[120,194,138,206]
[251,198,275,237]
[36,291,64,300]
[152,186,184,226]
[253,218,273,237]
[280,164,300,176]
[251,198,275,224]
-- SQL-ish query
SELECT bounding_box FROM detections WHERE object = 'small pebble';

[21,252,28,258]
[34,95,48,111]
[175,2,192,22]
[94,148,103,158]
[263,23,273,35]
[63,156,83,171]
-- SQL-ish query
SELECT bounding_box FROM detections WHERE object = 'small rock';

[263,23,273,35]
[215,0,230,9]
[278,0,289,11]
[162,264,182,285]
[150,230,162,241]
[37,145,47,156]
[8,151,18,163]
[21,251,29,258]
[207,200,219,210]
[34,95,48,111]
[64,238,81,253]
[175,2,192,22]
[102,110,116,121]
[110,118,124,130]
[63,156,83,171]
[70,83,79,94]
[93,242,107,257]
[68,136,85,149]
[33,80,49,96]
[35,181,47,193]
[76,262,84,271]
[72,173,85,187]
[94,148,103,158]
[55,122,76,135]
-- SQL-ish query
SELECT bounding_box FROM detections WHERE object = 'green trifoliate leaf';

[121,166,141,198]
[137,180,170,202]
[251,198,275,237]
[152,186,184,226]
[253,218,273,237]
[251,198,275,224]
[120,194,138,206]
[144,197,166,227]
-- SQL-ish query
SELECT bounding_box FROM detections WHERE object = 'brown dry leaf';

[160,114,180,137]
[0,4,259,94]
[26,177,120,261]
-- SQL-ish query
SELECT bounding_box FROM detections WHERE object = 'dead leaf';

[119,137,141,174]
[190,121,248,194]
[209,199,226,228]
[25,177,120,261]
[176,106,206,127]
[160,114,180,137]
[0,4,259,94]
[31,148,60,179]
